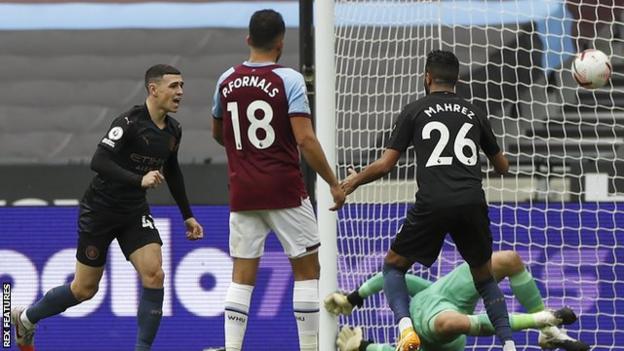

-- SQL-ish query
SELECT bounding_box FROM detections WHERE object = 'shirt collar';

[243,61,276,67]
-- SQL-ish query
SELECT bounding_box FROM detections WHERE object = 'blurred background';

[1,0,623,350]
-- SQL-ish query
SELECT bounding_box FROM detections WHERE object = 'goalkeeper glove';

[336,326,363,351]
[324,292,355,316]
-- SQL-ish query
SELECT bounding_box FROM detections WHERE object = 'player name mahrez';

[221,76,280,98]
[424,103,476,119]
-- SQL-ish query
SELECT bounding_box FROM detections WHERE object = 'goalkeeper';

[325,251,589,351]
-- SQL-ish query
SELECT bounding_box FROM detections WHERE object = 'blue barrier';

[0,204,622,350]
[337,203,624,350]
[0,206,300,351]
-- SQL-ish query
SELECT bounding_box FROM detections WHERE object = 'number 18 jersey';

[388,91,501,210]
[212,62,310,211]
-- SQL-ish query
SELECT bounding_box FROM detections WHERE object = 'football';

[572,49,612,89]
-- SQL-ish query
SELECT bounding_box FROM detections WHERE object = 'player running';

[341,50,515,351]
[325,251,590,351]
[11,64,204,351]
[211,9,345,351]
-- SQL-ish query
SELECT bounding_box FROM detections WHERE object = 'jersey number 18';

[227,100,276,150]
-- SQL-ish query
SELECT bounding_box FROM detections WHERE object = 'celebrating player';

[341,50,514,351]
[211,9,345,351]
[11,64,204,351]
[325,251,590,351]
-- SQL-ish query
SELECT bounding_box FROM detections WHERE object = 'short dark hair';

[425,50,460,86]
[249,9,285,51]
[145,64,181,91]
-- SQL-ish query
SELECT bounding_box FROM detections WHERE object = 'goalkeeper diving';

[325,251,590,351]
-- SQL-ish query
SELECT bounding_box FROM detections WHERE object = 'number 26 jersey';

[212,62,310,211]
[388,91,501,210]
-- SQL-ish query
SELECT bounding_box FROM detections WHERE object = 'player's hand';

[330,184,346,211]
[141,170,164,189]
[336,326,363,351]
[184,217,204,241]
[340,168,359,195]
[324,292,354,316]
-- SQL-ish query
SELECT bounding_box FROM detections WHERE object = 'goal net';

[333,0,624,349]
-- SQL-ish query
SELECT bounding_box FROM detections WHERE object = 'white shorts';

[229,198,319,259]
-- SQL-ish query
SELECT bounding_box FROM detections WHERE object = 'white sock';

[224,283,253,351]
[503,340,517,351]
[20,310,34,330]
[398,317,414,334]
[293,280,319,351]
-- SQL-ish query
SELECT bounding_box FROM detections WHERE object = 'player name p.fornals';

[220,75,280,98]
[2,283,10,349]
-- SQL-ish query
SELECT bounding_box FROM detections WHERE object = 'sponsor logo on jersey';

[130,154,165,172]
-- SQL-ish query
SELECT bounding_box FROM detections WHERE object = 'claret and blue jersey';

[212,62,312,212]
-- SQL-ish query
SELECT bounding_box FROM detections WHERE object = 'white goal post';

[315,1,339,350]
[317,1,624,350]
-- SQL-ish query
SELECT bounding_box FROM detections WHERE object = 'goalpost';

[315,1,339,350]
[317,0,624,350]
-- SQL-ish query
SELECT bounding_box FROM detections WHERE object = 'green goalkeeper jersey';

[409,263,479,350]
[358,263,480,351]
[358,263,479,313]
[419,263,480,314]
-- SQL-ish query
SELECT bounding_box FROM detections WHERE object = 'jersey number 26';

[422,121,477,167]
[227,100,275,150]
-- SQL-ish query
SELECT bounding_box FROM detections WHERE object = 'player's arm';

[91,148,163,189]
[324,272,432,316]
[94,115,164,188]
[488,152,509,175]
[212,118,224,146]
[283,69,345,210]
[92,116,143,187]
[341,107,414,195]
[291,116,345,210]
[90,147,143,187]
[162,152,192,219]
[479,112,509,175]
[162,138,203,240]
[340,149,401,195]
[211,71,228,147]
